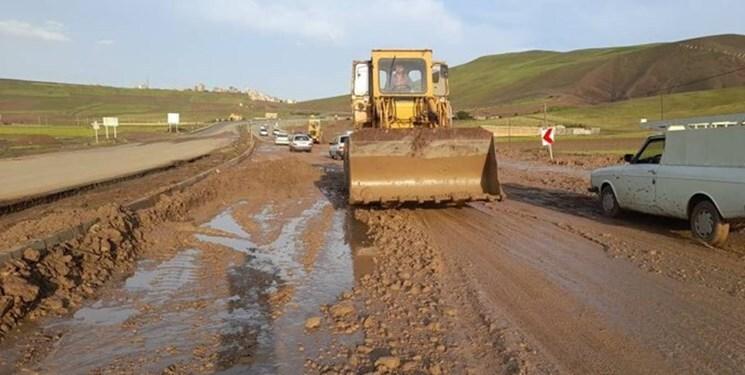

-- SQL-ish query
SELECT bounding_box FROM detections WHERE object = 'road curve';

[0,122,244,203]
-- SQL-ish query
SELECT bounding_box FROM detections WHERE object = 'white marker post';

[103,117,119,139]
[168,113,180,133]
[91,121,100,144]
[541,127,555,161]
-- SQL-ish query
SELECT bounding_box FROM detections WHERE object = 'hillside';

[451,34,745,113]
[0,79,290,126]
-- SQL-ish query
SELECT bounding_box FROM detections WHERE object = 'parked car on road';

[328,134,349,160]
[289,134,313,152]
[590,125,745,245]
[259,126,268,136]
[274,132,290,145]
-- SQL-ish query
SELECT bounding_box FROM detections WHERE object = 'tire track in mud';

[415,204,745,374]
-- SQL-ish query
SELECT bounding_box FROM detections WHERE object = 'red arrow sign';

[541,127,555,146]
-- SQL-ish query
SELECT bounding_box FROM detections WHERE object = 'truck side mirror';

[623,154,634,163]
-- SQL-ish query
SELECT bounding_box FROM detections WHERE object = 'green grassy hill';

[451,34,745,112]
[0,79,288,126]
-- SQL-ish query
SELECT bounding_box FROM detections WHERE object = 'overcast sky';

[1,1,744,100]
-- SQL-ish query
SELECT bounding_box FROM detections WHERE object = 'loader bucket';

[345,127,501,205]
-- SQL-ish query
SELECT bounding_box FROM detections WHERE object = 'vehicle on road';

[259,126,268,136]
[274,132,290,146]
[590,124,745,245]
[329,134,349,160]
[346,49,501,205]
[289,134,313,152]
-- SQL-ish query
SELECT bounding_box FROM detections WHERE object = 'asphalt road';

[0,122,244,203]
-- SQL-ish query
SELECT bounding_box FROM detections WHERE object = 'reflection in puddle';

[204,203,251,238]
[73,302,138,326]
[198,201,362,373]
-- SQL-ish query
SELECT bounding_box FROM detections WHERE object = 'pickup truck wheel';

[690,200,730,246]
[600,186,621,218]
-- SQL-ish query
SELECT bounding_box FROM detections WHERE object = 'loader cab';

[370,49,433,98]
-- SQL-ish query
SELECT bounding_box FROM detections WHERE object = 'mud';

[2,135,744,374]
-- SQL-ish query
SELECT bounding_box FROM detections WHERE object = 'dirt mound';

[308,208,533,374]
[0,206,141,338]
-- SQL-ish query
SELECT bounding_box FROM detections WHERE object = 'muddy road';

[1,137,744,374]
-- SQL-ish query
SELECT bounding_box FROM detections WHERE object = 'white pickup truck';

[590,126,745,245]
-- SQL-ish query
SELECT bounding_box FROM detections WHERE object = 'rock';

[305,316,322,330]
[2,275,39,302]
[401,361,418,371]
[23,248,41,262]
[330,302,356,319]
[429,364,443,375]
[375,356,401,370]
[356,345,373,354]
[42,296,66,313]
[0,296,13,317]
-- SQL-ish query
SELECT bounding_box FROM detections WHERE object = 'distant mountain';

[301,34,745,116]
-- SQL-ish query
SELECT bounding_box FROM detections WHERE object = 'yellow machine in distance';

[308,116,322,143]
[346,49,502,205]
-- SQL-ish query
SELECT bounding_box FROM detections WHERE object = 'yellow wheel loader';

[345,49,502,205]
[308,116,322,143]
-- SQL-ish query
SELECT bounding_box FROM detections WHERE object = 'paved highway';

[0,122,244,203]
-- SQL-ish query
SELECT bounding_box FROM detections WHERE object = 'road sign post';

[103,117,119,139]
[91,121,100,144]
[168,113,180,133]
[541,127,555,161]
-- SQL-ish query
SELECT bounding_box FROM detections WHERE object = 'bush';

[454,110,473,120]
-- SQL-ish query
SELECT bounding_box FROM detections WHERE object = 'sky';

[1,1,744,100]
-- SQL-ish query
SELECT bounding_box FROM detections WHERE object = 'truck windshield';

[379,58,426,94]
[635,139,665,164]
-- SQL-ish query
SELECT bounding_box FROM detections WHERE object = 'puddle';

[347,211,376,281]
[72,302,138,326]
[17,248,205,374]
[197,201,363,373]
[204,204,251,238]
[1,198,375,374]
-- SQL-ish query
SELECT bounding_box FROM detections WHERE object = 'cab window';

[634,139,665,164]
[378,58,426,94]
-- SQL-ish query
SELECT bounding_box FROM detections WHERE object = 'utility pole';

[659,93,664,120]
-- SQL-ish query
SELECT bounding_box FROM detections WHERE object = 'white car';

[289,134,313,152]
[259,127,268,136]
[328,135,349,160]
[590,126,745,245]
[274,132,290,145]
